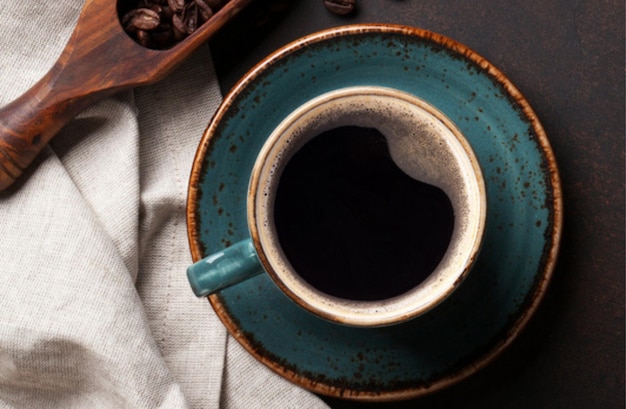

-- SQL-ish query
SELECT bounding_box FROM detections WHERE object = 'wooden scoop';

[0,0,252,192]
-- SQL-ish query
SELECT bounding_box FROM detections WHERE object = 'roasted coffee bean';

[122,8,160,31]
[121,0,230,49]
[148,4,163,14]
[136,29,152,47]
[323,0,356,15]
[167,0,185,13]
[195,0,214,22]
[161,5,174,21]
[172,14,187,39]
[181,2,199,34]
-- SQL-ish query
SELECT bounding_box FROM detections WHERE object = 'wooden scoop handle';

[0,67,111,191]
[0,0,253,192]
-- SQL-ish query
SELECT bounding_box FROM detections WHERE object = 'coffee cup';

[187,86,487,327]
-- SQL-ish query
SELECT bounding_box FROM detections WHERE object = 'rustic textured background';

[209,1,624,407]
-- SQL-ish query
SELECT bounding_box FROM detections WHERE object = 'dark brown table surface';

[209,1,625,407]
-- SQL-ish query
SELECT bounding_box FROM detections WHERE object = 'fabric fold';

[0,1,328,408]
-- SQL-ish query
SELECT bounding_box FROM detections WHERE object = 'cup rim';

[247,85,487,327]
[186,23,563,400]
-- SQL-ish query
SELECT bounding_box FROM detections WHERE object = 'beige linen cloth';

[0,1,328,408]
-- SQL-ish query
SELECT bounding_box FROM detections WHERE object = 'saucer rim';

[187,23,563,401]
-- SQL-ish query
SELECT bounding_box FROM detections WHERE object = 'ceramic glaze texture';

[248,86,486,327]
[187,24,562,400]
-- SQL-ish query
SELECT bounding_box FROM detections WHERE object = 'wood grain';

[0,0,252,191]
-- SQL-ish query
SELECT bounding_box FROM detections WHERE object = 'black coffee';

[274,126,454,301]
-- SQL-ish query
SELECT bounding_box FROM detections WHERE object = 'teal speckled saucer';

[187,24,562,401]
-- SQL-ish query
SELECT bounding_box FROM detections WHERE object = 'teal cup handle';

[187,238,264,297]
